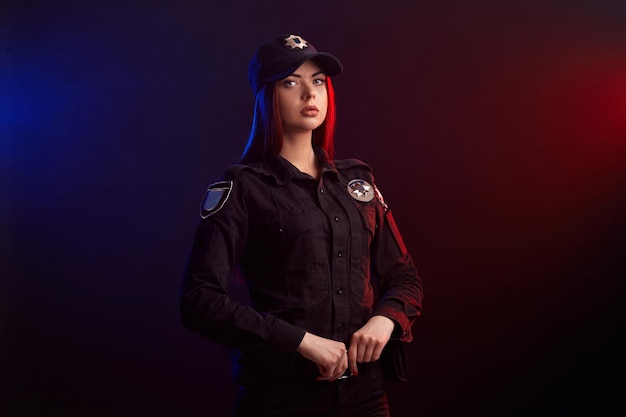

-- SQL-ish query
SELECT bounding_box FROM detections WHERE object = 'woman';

[181,34,423,417]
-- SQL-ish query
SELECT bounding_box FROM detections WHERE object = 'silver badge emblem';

[200,181,233,219]
[347,179,374,202]
[284,35,308,50]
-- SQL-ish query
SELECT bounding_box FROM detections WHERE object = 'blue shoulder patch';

[200,181,233,219]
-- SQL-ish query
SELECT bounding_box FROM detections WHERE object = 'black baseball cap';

[248,34,343,94]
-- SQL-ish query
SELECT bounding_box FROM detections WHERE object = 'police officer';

[181,34,423,417]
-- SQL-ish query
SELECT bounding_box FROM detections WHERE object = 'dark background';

[2,1,625,416]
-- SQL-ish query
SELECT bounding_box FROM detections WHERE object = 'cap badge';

[347,179,374,202]
[284,35,308,50]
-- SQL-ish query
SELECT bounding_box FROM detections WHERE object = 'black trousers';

[235,361,390,417]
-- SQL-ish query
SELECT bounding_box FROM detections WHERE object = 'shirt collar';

[250,146,338,185]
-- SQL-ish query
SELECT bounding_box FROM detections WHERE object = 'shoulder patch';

[200,181,233,219]
[347,179,375,202]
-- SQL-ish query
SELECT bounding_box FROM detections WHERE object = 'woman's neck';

[280,131,319,179]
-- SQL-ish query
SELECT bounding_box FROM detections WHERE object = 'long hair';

[239,77,336,164]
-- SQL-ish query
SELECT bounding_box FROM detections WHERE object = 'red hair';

[239,76,337,163]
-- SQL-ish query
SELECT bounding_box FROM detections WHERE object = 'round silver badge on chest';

[347,179,375,202]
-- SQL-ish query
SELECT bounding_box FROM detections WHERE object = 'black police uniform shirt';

[181,149,423,381]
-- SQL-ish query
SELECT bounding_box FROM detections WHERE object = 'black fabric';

[235,361,390,417]
[180,153,423,413]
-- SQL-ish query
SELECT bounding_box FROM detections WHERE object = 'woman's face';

[276,60,328,135]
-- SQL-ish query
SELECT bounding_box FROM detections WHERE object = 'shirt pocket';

[278,211,329,308]
[355,202,377,238]
[355,202,377,263]
[246,210,327,309]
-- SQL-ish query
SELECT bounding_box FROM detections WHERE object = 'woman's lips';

[301,106,319,116]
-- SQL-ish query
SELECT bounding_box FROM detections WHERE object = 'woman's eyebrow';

[288,70,326,78]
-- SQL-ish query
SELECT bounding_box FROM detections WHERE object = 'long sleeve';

[179,172,306,353]
[370,185,423,343]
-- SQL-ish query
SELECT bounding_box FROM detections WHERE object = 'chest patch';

[347,179,374,202]
[200,181,233,219]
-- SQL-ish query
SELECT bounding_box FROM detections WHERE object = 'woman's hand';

[348,315,395,377]
[297,332,348,381]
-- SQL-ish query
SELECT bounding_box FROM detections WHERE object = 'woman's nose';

[302,86,315,100]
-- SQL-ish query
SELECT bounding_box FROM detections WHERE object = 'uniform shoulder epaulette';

[223,164,256,180]
[333,158,372,172]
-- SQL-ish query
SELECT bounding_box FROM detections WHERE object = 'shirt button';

[320,188,325,194]
[334,216,340,222]
[336,288,344,294]
[337,251,343,257]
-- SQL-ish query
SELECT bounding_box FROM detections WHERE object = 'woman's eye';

[283,80,297,87]
[313,78,326,85]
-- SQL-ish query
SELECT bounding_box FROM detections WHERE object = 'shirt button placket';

[323,182,349,342]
